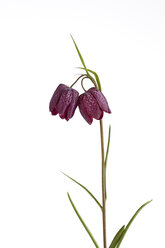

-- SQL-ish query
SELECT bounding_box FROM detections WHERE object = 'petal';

[51,107,58,115]
[78,94,93,124]
[65,89,79,120]
[83,92,103,120]
[56,88,73,117]
[88,87,111,113]
[49,84,68,113]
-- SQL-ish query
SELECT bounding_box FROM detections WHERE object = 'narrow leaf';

[70,35,89,77]
[104,125,111,200]
[61,172,102,209]
[104,125,111,169]
[116,200,152,248]
[78,67,102,91]
[109,225,125,248]
[67,193,100,248]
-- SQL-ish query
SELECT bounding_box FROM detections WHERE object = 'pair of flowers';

[49,83,111,124]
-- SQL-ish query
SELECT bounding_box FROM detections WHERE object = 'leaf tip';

[109,125,111,134]
[70,34,75,44]
[60,171,67,178]
[67,192,70,197]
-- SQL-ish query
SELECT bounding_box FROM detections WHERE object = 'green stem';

[100,120,107,248]
[104,125,111,200]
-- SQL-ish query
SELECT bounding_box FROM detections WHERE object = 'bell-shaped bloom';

[78,87,111,124]
[49,84,79,121]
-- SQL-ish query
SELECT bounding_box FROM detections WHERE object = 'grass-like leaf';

[104,125,111,169]
[70,35,89,77]
[104,125,111,200]
[67,192,100,248]
[109,225,125,248]
[78,67,102,91]
[61,172,102,209]
[116,200,152,248]
[70,36,98,88]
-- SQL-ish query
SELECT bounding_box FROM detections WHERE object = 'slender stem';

[81,75,98,92]
[81,76,88,91]
[70,74,86,88]
[100,119,107,248]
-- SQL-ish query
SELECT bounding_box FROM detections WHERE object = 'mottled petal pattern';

[78,95,93,124]
[65,90,79,120]
[88,87,111,113]
[78,87,111,124]
[83,93,103,120]
[49,83,111,124]
[56,89,73,117]
[49,84,68,113]
[49,84,79,121]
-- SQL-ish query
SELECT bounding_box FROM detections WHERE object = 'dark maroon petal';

[56,89,73,117]
[83,92,103,120]
[49,84,68,113]
[59,113,66,119]
[88,87,111,113]
[65,89,79,120]
[78,94,93,124]
[51,107,58,115]
[99,110,104,120]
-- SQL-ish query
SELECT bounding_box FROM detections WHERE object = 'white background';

[0,0,165,247]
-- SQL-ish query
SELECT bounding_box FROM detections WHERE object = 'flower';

[78,87,111,124]
[49,84,79,121]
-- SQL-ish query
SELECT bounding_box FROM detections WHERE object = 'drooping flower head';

[78,87,111,124]
[49,84,79,121]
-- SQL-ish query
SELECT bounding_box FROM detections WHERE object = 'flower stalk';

[70,74,86,88]
[100,119,107,248]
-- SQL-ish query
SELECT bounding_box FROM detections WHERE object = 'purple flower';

[78,87,111,124]
[49,84,79,121]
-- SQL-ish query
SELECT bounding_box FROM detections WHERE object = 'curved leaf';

[61,172,102,209]
[109,225,125,248]
[70,35,89,77]
[77,67,102,91]
[116,200,152,248]
[71,36,97,87]
[67,193,100,248]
